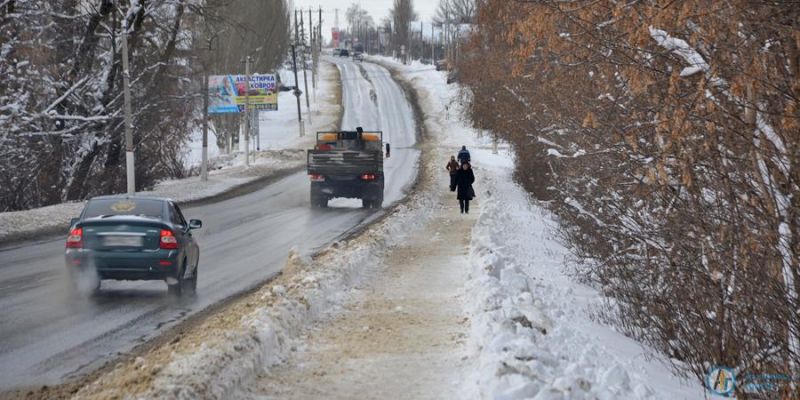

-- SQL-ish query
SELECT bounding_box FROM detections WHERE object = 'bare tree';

[433,0,475,25]
[0,0,291,211]
[345,3,375,49]
[390,0,417,56]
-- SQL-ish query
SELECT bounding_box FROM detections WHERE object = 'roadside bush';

[458,1,800,397]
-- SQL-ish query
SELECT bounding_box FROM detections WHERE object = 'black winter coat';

[454,168,475,200]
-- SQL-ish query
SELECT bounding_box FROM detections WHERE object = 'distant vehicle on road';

[339,49,350,57]
[353,52,364,61]
[64,195,202,296]
[308,128,386,208]
[333,48,341,56]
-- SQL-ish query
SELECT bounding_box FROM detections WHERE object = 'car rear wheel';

[167,280,182,296]
[69,270,101,297]
[183,264,198,295]
[167,263,185,297]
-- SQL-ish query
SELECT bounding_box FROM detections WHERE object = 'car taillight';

[360,173,377,181]
[66,228,82,248]
[160,229,178,249]
[309,173,325,182]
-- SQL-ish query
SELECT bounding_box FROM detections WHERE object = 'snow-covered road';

[329,58,420,206]
[0,58,418,392]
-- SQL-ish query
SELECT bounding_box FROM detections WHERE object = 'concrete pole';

[300,11,311,111]
[309,7,316,98]
[121,20,135,194]
[201,65,209,181]
[291,44,304,137]
[256,110,260,152]
[244,56,251,167]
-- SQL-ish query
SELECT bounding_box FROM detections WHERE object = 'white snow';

[375,55,703,399]
[649,27,709,77]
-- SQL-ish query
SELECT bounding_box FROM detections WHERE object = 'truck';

[307,128,386,209]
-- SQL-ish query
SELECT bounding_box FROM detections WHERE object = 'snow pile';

[137,194,437,399]
[467,173,644,399]
[465,170,700,399]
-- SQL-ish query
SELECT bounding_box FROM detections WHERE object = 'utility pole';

[201,37,212,182]
[309,7,316,99]
[121,18,135,193]
[431,22,435,61]
[293,11,303,136]
[300,10,311,111]
[291,44,303,137]
[243,56,251,167]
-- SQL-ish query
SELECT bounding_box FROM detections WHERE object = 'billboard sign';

[208,74,277,114]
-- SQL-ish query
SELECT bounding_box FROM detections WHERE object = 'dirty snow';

[75,180,439,399]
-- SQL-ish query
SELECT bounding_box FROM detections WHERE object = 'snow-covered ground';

[375,55,704,399]
[0,62,341,245]
[74,177,440,399]
[70,56,706,399]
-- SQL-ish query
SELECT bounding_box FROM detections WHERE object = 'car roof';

[88,194,174,203]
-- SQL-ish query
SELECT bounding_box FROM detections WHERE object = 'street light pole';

[121,19,135,194]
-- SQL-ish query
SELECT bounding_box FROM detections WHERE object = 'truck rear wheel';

[310,189,328,208]
[361,196,382,209]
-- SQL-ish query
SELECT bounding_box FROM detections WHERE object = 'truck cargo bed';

[307,150,384,175]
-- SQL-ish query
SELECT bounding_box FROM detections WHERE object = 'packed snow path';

[0,58,418,391]
[252,180,475,399]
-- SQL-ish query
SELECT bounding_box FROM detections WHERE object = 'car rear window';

[83,198,164,219]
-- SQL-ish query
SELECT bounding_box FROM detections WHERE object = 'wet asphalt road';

[0,58,418,390]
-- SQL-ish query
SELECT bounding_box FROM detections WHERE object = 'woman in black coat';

[454,162,475,214]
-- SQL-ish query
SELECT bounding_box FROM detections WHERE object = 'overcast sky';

[292,0,439,43]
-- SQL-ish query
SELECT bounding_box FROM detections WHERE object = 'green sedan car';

[65,195,202,296]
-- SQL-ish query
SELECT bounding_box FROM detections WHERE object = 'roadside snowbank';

[0,148,305,246]
[75,182,437,400]
[466,172,699,399]
[376,55,702,399]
